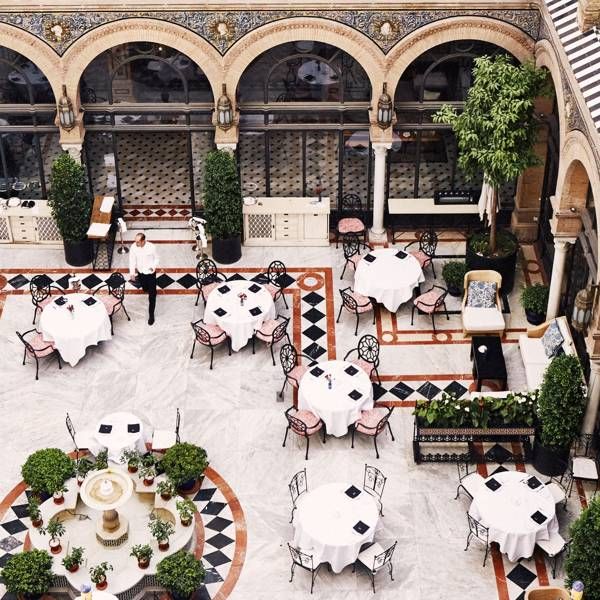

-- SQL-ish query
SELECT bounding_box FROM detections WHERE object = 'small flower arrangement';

[238,292,247,306]
[66,304,75,316]
[325,373,333,389]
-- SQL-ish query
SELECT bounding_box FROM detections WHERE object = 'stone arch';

[223,17,386,108]
[0,23,62,100]
[61,18,223,104]
[385,17,535,98]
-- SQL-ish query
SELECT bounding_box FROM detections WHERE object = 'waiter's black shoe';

[148,316,155,326]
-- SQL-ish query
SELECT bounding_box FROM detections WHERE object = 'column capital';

[554,237,577,251]
[371,142,392,154]
[60,143,83,164]
[216,143,237,154]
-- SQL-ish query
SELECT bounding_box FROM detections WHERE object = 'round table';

[293,482,380,573]
[470,470,558,562]
[354,248,425,313]
[94,412,146,463]
[298,360,373,437]
[203,279,276,352]
[39,293,112,366]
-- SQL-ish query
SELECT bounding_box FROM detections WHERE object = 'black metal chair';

[354,541,397,593]
[537,535,571,578]
[288,468,308,523]
[352,407,395,460]
[30,274,63,324]
[455,459,485,500]
[16,329,62,380]
[283,406,325,460]
[262,260,290,309]
[66,412,103,457]
[287,543,322,594]
[336,287,375,336]
[341,233,373,280]
[279,344,316,399]
[411,285,449,333]
[336,193,366,248]
[152,407,181,451]
[404,229,439,278]
[93,272,131,335]
[344,334,381,385]
[465,512,490,567]
[252,315,291,366]
[190,319,231,369]
[545,460,573,510]
[195,259,226,307]
[363,464,387,516]
[569,434,599,499]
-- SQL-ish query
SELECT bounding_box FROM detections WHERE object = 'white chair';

[66,413,104,457]
[455,459,485,500]
[461,270,506,337]
[151,408,181,452]
[545,465,572,509]
[354,541,396,593]
[536,532,569,578]
[570,434,599,498]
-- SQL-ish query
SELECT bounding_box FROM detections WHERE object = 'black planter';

[447,284,462,298]
[465,230,519,294]
[525,309,546,326]
[178,478,197,492]
[64,239,93,267]
[212,236,241,265]
[532,438,569,476]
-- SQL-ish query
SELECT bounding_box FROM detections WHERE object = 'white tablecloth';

[94,412,146,463]
[298,360,373,437]
[293,482,380,573]
[39,293,112,366]
[204,279,276,352]
[470,470,558,562]
[354,248,425,312]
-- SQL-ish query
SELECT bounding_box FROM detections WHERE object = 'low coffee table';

[471,335,507,392]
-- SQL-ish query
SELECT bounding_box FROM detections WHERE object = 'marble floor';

[0,232,594,600]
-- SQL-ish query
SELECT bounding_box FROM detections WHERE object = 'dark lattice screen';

[306,131,338,209]
[239,131,267,197]
[191,131,215,207]
[269,131,302,196]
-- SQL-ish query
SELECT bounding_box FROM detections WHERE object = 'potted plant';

[148,514,175,551]
[93,449,108,471]
[21,448,74,498]
[41,517,66,554]
[157,479,175,501]
[47,152,93,267]
[120,449,141,473]
[76,457,93,485]
[175,498,196,527]
[441,261,467,297]
[0,549,54,598]
[51,483,67,505]
[520,283,549,325]
[434,56,549,293]
[156,550,205,600]
[62,546,84,573]
[203,149,243,264]
[27,497,43,528]
[130,544,153,569]
[161,443,208,493]
[140,464,156,486]
[534,354,587,476]
[89,562,113,590]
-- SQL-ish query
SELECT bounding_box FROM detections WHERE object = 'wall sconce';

[217,83,233,131]
[57,85,76,131]
[572,284,598,332]
[376,82,393,130]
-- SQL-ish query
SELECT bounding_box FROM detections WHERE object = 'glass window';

[0,48,55,105]
[238,131,267,197]
[306,131,339,208]
[388,131,417,198]
[342,130,371,207]
[268,131,303,196]
[84,132,118,198]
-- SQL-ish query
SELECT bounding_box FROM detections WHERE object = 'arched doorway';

[80,42,214,212]
[236,41,372,214]
[0,47,61,199]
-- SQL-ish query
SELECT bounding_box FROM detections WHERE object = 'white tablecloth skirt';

[94,412,146,463]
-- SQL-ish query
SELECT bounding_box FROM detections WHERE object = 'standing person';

[129,232,159,325]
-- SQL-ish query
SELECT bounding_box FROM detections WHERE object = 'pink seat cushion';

[354,408,388,435]
[348,254,362,267]
[414,289,444,314]
[264,282,281,298]
[197,323,227,345]
[345,290,372,313]
[39,296,54,309]
[352,358,374,378]
[287,365,307,388]
[99,295,122,315]
[410,250,431,268]
[338,218,365,234]
[255,319,280,342]
[202,282,219,298]
[291,410,322,434]
[26,332,55,357]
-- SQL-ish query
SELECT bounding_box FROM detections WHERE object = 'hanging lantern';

[572,286,596,332]
[57,85,76,131]
[217,83,233,131]
[376,82,393,130]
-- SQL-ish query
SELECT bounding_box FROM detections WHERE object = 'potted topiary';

[203,149,243,264]
[434,56,550,293]
[41,517,66,554]
[62,546,84,573]
[175,498,196,527]
[51,482,67,505]
[92,449,108,471]
[520,283,549,325]
[156,550,205,600]
[533,354,587,476]
[157,479,175,501]
[0,549,54,599]
[120,449,141,473]
[130,544,153,569]
[21,448,74,498]
[140,464,156,487]
[89,562,113,590]
[75,457,93,485]
[27,497,43,528]
[442,261,467,297]
[47,152,93,267]
[161,443,209,493]
[149,514,175,551]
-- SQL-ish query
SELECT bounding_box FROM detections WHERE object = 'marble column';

[583,360,600,434]
[370,142,391,240]
[546,239,573,320]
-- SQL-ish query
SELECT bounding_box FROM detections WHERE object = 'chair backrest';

[418,229,438,257]
[272,317,290,343]
[175,407,181,443]
[15,330,35,356]
[289,468,308,505]
[357,334,379,364]
[288,543,314,570]
[341,192,363,217]
[65,412,77,447]
[467,512,488,542]
[268,260,287,287]
[191,320,212,346]
[433,286,448,308]
[280,344,299,375]
[339,287,359,312]
[364,464,387,499]
[285,407,308,435]
[30,275,50,305]
[372,541,397,572]
[462,270,502,310]
[342,233,360,260]
[371,407,393,436]
[573,433,595,458]
[196,259,219,286]
[106,272,126,300]
[456,458,475,482]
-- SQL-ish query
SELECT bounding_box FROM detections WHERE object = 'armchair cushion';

[466,281,497,308]
[541,320,564,358]
[462,307,505,333]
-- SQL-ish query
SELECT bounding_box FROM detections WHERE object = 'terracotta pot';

[49,540,61,554]
[31,517,43,528]
[53,492,64,505]
[95,579,107,591]
[138,558,150,569]
[76,475,85,486]
[128,464,138,474]
[67,564,79,573]
[143,477,154,486]
[181,517,192,527]
[160,493,172,501]
[158,540,170,551]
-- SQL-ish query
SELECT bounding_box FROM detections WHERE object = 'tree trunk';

[489,187,498,255]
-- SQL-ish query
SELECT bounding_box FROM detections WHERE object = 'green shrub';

[156,550,205,599]
[520,283,549,315]
[441,261,467,289]
[0,550,54,596]
[161,443,208,486]
[21,448,74,495]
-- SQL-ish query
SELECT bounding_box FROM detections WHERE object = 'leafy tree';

[433,55,549,253]
[0,550,54,596]
[156,550,205,599]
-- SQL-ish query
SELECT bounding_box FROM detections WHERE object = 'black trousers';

[138,272,157,318]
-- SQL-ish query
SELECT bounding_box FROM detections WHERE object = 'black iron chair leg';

[432,260,436,279]
[322,426,326,443]
[122,304,131,321]
[336,305,343,323]
[109,315,114,335]
[32,306,38,325]
[370,571,376,593]
[285,333,292,346]
[341,262,348,279]
[431,313,436,334]
[282,425,290,447]
[22,349,26,366]
[270,343,276,366]
[209,346,214,370]
[411,304,415,326]
[190,339,196,359]
[252,335,255,354]
[279,378,288,398]
[227,338,232,356]
[305,435,310,461]
[35,356,39,381]
[387,421,395,441]
[372,308,375,325]
[195,289,201,307]
[351,427,356,448]
[56,352,62,370]
[374,367,382,386]
[373,435,380,459]
[355,313,359,336]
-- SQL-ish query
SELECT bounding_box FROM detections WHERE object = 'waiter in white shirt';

[129,232,159,325]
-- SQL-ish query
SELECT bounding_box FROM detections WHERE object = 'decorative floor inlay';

[122,204,192,222]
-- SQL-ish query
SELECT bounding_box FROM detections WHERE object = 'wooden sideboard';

[0,200,62,245]
[243,197,330,246]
